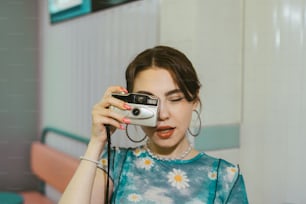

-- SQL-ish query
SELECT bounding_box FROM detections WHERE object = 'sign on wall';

[48,0,140,24]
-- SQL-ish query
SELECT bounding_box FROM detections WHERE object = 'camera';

[110,93,159,127]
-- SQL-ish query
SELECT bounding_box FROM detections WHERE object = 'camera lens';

[132,108,140,116]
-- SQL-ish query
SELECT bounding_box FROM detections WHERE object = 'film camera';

[111,93,159,127]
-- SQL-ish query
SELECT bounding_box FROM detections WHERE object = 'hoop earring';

[188,110,201,137]
[125,124,147,143]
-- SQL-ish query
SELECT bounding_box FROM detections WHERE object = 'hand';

[91,86,131,145]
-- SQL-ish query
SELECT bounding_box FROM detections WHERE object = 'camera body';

[111,93,159,127]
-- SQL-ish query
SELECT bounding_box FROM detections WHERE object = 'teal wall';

[0,1,39,191]
[195,124,240,151]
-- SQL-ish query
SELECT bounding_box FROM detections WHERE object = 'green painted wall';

[195,124,240,151]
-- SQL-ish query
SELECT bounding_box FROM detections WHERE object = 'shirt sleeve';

[98,146,129,188]
[215,159,249,204]
[225,174,248,204]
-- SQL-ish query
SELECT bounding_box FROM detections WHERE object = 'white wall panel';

[38,1,159,201]
[160,0,243,126]
[39,0,159,145]
[241,1,306,203]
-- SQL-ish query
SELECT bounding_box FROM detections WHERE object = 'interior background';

[0,0,305,203]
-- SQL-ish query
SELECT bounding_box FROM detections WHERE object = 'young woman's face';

[132,67,198,148]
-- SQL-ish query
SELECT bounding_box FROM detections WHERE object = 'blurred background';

[0,0,305,203]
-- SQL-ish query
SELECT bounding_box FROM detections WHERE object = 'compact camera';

[110,93,159,127]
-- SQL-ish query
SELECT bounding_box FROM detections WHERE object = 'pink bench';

[20,127,89,204]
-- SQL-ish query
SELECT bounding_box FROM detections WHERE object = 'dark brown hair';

[125,45,201,103]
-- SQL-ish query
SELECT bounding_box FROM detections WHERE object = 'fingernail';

[122,118,131,124]
[119,124,126,130]
[120,87,128,93]
[123,103,132,110]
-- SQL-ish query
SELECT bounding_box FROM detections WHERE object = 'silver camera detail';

[110,93,159,127]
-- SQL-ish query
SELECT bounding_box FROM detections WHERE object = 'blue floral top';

[99,146,248,204]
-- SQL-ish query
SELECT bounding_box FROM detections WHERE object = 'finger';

[101,86,128,102]
[92,113,126,131]
[96,94,132,112]
[93,107,130,126]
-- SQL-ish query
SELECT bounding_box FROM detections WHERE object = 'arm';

[59,86,130,204]
[91,166,114,204]
[59,140,109,204]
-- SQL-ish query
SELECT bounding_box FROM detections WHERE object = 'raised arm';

[59,86,130,204]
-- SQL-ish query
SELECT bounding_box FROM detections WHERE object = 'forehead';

[133,67,178,93]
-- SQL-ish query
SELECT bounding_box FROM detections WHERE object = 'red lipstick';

[156,126,175,139]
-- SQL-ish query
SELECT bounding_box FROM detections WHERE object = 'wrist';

[84,139,105,160]
[79,156,103,168]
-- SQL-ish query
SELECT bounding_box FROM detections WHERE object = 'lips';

[156,126,175,139]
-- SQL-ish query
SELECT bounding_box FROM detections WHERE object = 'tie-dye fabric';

[100,146,248,204]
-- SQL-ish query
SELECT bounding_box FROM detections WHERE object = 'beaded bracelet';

[79,156,103,168]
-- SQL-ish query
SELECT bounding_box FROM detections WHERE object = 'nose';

[158,100,170,121]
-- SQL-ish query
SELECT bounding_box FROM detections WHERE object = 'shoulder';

[211,156,248,203]
[197,153,241,186]
[101,146,145,161]
[99,146,143,173]
[201,154,241,186]
[198,153,239,173]
[218,158,240,178]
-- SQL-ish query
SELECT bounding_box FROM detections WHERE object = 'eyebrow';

[136,89,182,97]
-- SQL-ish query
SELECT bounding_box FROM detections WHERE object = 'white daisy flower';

[127,193,142,202]
[226,166,238,181]
[133,148,143,157]
[135,157,154,170]
[208,171,217,180]
[167,168,190,190]
[100,158,108,168]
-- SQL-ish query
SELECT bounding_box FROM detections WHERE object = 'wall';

[38,1,159,200]
[38,0,306,203]
[0,0,39,191]
[39,0,159,145]
[160,0,243,164]
[241,1,306,203]
[161,0,306,203]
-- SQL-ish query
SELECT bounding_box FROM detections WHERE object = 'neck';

[146,139,192,161]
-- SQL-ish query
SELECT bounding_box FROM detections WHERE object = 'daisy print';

[127,193,142,202]
[208,171,217,180]
[167,168,190,190]
[135,157,154,170]
[226,166,238,181]
[100,158,108,168]
[133,147,144,157]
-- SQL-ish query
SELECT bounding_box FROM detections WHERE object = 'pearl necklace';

[146,143,192,161]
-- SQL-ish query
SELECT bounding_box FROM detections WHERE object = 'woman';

[59,46,248,203]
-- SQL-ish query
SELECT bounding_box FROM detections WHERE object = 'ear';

[192,96,201,110]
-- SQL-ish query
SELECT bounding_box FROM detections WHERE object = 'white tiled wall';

[160,0,243,127]
[241,0,306,203]
[38,0,160,201]
[161,0,306,203]
[39,0,159,143]
[159,0,242,163]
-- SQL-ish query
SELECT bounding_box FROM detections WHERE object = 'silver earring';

[126,124,147,143]
[188,110,201,137]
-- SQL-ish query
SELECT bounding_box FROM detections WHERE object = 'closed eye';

[169,97,184,102]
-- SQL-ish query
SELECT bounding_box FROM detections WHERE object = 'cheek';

[141,127,153,135]
[181,111,193,127]
[178,106,193,119]
[170,106,194,128]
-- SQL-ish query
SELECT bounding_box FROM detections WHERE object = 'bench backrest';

[30,142,79,193]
